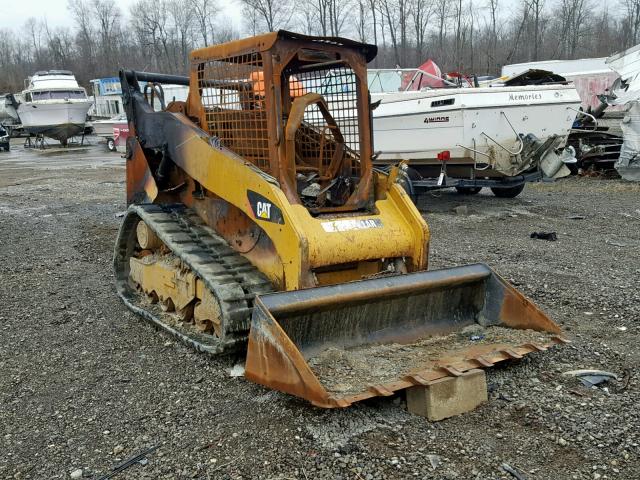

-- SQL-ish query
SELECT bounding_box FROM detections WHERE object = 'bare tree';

[453,0,463,69]
[434,0,451,52]
[297,1,317,35]
[169,0,195,71]
[354,0,370,42]
[368,0,380,66]
[239,0,293,32]
[328,0,351,36]
[43,23,74,67]
[505,1,532,63]
[411,0,434,63]
[486,0,499,71]
[24,18,46,65]
[129,0,173,71]
[93,0,121,71]
[467,0,476,71]
[314,0,330,35]
[190,0,217,46]
[557,0,591,57]
[213,20,240,43]
[380,0,410,66]
[622,0,640,46]
[527,0,545,61]
[68,0,95,65]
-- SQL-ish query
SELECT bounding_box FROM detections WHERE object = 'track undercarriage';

[114,204,272,354]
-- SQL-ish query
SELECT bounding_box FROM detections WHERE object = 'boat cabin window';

[31,90,86,100]
[25,93,32,102]
[431,98,455,107]
[107,99,120,115]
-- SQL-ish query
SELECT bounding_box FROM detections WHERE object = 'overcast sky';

[0,0,525,35]
[0,0,242,31]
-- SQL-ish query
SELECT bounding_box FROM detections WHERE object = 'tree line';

[1,0,639,93]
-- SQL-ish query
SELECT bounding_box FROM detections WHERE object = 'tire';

[395,170,416,203]
[455,186,482,195]
[490,183,525,198]
[107,138,116,152]
[566,161,579,175]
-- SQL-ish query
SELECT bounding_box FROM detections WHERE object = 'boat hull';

[17,100,92,144]
[371,84,582,177]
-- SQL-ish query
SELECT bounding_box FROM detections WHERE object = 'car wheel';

[107,138,116,152]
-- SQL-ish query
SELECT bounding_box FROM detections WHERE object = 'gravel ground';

[1,138,638,479]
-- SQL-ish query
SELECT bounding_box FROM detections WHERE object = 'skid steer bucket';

[245,263,566,408]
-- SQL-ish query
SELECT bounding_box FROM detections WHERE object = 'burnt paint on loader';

[115,31,566,408]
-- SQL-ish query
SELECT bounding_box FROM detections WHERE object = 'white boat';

[602,44,640,180]
[17,70,92,145]
[92,113,127,151]
[501,58,621,111]
[93,113,126,137]
[368,69,582,185]
[1,93,21,124]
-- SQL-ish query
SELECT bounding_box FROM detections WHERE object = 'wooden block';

[406,369,488,421]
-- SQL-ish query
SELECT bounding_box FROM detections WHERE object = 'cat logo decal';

[247,191,284,224]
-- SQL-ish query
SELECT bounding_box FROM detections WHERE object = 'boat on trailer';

[366,68,582,197]
[17,70,92,146]
[92,113,127,151]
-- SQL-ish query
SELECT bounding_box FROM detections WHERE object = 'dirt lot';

[1,138,638,479]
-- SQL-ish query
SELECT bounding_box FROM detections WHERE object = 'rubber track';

[114,203,273,354]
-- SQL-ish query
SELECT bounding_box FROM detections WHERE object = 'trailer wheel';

[566,162,579,175]
[490,184,525,198]
[455,186,482,195]
[107,138,116,152]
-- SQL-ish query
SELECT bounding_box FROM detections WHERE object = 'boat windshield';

[307,69,420,95]
[31,90,86,100]
[367,69,456,93]
[368,70,407,93]
[302,68,460,96]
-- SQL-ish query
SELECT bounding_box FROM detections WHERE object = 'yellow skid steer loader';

[114,31,565,408]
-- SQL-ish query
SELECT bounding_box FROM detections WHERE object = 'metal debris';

[96,446,158,480]
[228,364,245,378]
[427,454,441,470]
[563,369,619,388]
[501,462,528,480]
[530,231,558,241]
